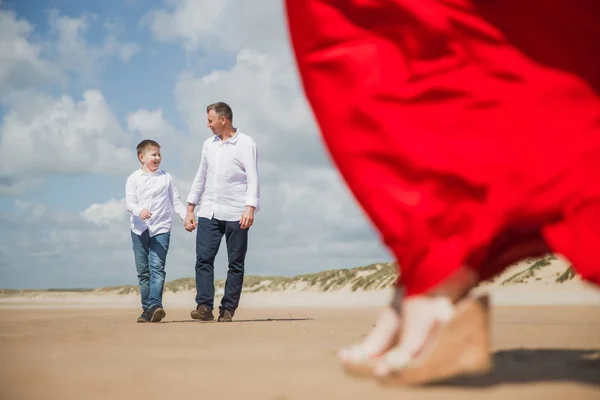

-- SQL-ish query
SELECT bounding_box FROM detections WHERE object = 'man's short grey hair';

[206,102,233,122]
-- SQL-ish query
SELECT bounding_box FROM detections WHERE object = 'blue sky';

[0,0,390,289]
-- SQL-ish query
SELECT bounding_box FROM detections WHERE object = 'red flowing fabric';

[284,0,600,296]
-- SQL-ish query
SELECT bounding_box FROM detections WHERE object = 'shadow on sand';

[432,349,600,388]
[162,317,313,324]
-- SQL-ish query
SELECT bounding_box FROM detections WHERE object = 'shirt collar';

[213,128,241,144]
[139,167,163,176]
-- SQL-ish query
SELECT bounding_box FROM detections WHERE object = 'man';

[185,102,259,322]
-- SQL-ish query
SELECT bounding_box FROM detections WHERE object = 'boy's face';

[139,146,162,172]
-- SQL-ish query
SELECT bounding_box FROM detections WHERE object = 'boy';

[125,139,187,323]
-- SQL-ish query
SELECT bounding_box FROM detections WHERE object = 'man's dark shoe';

[137,309,151,323]
[149,306,166,322]
[218,309,234,322]
[191,304,214,321]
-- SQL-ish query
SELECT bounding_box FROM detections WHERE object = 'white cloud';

[0,8,60,94]
[0,6,145,195]
[146,0,322,173]
[48,11,140,84]
[0,197,199,289]
[174,49,313,138]
[0,199,135,288]
[0,7,140,96]
[145,0,286,54]
[127,108,175,139]
[82,198,129,226]
[0,89,135,178]
[1,182,388,288]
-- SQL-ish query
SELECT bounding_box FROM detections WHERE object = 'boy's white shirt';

[187,129,260,221]
[125,168,187,237]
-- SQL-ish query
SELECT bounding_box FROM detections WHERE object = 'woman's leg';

[284,0,600,383]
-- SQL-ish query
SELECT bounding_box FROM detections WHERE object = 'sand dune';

[1,255,599,309]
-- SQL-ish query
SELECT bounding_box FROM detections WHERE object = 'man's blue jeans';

[195,217,248,313]
[131,230,171,310]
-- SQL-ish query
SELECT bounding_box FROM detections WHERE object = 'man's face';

[207,109,225,135]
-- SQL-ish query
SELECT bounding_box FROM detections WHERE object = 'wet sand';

[1,306,599,400]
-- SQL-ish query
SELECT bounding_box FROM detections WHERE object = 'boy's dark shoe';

[218,309,234,322]
[149,306,166,323]
[191,304,214,321]
[137,309,151,323]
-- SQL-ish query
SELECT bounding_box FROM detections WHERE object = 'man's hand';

[184,212,197,232]
[240,206,255,229]
[139,209,152,220]
[184,203,197,232]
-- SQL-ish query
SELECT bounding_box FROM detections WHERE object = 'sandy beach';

[2,257,600,399]
[1,303,599,400]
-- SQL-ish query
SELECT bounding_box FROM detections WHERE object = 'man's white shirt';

[125,169,187,236]
[187,130,260,221]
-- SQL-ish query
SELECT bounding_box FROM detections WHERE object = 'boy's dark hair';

[206,102,233,122]
[136,139,161,157]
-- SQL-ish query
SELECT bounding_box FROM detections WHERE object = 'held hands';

[139,209,152,220]
[240,206,255,229]
[181,207,253,231]
[184,212,197,232]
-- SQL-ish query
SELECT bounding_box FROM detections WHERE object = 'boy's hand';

[184,212,197,232]
[240,206,255,229]
[139,209,152,220]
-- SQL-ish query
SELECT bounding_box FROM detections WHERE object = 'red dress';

[284,0,600,295]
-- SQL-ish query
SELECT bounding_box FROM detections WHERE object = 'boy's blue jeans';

[131,230,170,310]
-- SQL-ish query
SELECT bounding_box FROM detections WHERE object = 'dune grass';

[556,266,575,283]
[1,254,579,296]
[501,254,560,285]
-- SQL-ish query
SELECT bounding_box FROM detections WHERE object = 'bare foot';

[337,288,403,376]
[373,296,455,376]
[338,306,401,361]
[339,266,489,382]
[372,265,485,380]
[375,294,492,385]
